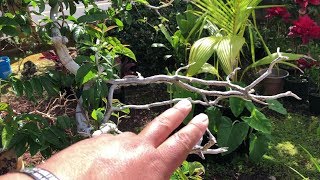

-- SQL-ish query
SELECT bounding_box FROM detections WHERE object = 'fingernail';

[193,113,208,124]
[175,99,191,109]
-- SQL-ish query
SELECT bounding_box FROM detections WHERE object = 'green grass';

[204,112,320,179]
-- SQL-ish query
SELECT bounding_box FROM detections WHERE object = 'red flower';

[288,15,320,44]
[265,7,291,21]
[297,58,319,70]
[295,0,320,9]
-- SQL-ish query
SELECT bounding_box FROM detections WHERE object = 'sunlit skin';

[0,99,208,180]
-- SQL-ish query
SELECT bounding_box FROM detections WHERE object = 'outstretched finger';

[157,113,208,172]
[139,99,192,147]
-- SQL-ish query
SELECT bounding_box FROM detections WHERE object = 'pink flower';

[288,15,320,44]
[265,7,291,21]
[295,0,320,9]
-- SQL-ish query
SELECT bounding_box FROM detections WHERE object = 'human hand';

[32,99,208,180]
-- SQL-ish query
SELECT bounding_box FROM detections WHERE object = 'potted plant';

[307,65,320,114]
[284,58,310,100]
[258,67,289,95]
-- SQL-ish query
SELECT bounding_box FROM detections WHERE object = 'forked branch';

[93,49,300,158]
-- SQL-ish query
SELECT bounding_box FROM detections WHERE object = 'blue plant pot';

[0,56,12,80]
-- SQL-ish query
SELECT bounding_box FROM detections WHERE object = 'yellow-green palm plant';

[186,0,302,79]
[187,0,263,78]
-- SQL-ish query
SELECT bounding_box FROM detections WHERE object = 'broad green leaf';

[217,117,249,154]
[28,139,42,156]
[118,47,136,61]
[187,36,219,76]
[23,80,34,100]
[78,13,108,23]
[92,109,105,123]
[75,64,97,85]
[49,0,58,7]
[267,99,287,115]
[205,106,222,133]
[214,36,245,75]
[40,76,59,96]
[43,129,63,148]
[245,101,256,112]
[57,116,71,129]
[249,133,270,161]
[188,161,205,176]
[242,53,304,75]
[2,126,14,149]
[1,26,19,36]
[11,78,24,96]
[229,97,246,117]
[0,17,19,26]
[196,63,220,77]
[0,102,12,113]
[242,109,272,134]
[14,138,28,157]
[30,77,43,96]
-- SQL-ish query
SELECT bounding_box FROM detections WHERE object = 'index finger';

[157,113,208,171]
[139,99,192,147]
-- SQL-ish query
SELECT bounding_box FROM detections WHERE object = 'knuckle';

[189,122,205,135]
[174,131,192,151]
[171,106,186,118]
[155,115,172,131]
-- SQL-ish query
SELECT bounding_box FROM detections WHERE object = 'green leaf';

[229,97,246,117]
[14,138,28,157]
[92,109,105,123]
[39,75,59,96]
[205,106,222,133]
[196,63,220,77]
[114,18,123,29]
[49,0,58,7]
[214,36,245,75]
[57,116,71,129]
[78,13,108,23]
[23,80,34,100]
[245,101,256,112]
[317,125,320,138]
[187,36,219,76]
[118,47,136,61]
[159,24,173,46]
[249,133,270,161]
[0,17,19,26]
[242,53,304,75]
[28,139,42,156]
[2,126,14,149]
[217,117,249,154]
[267,99,287,115]
[0,102,13,114]
[188,161,205,176]
[11,78,24,96]
[76,64,97,85]
[43,129,63,148]
[69,0,76,15]
[242,109,272,134]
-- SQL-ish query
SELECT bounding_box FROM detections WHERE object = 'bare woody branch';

[94,51,300,158]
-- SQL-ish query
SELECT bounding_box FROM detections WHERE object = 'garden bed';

[3,84,319,179]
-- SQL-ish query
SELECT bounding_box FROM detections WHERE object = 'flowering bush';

[265,7,291,21]
[288,15,320,44]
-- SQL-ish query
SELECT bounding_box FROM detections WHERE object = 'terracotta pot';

[258,68,289,95]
